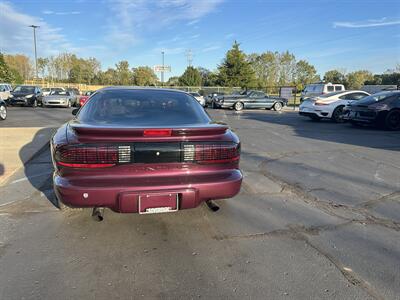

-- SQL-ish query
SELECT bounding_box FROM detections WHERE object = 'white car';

[0,83,12,101]
[299,90,370,122]
[301,83,345,101]
[189,92,206,107]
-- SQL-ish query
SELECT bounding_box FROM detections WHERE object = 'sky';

[1,0,399,80]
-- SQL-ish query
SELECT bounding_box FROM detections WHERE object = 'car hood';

[11,92,33,97]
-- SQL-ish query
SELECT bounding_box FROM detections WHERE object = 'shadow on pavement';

[19,127,59,209]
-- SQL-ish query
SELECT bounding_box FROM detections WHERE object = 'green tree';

[277,51,296,85]
[323,70,346,84]
[197,67,218,86]
[37,57,49,79]
[4,54,33,80]
[0,53,14,82]
[295,60,319,91]
[218,41,256,88]
[248,52,279,88]
[166,76,180,86]
[132,66,158,86]
[179,66,202,86]
[346,70,373,89]
[115,61,132,85]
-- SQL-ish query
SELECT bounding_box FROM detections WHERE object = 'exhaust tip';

[92,207,104,222]
[206,200,220,212]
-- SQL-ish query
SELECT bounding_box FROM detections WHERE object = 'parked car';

[0,83,13,102]
[299,90,370,122]
[43,90,76,108]
[301,83,345,101]
[215,90,288,111]
[42,87,65,96]
[66,88,80,96]
[189,92,206,107]
[51,87,242,218]
[0,99,7,120]
[78,91,95,107]
[9,85,43,107]
[205,92,225,107]
[342,90,400,130]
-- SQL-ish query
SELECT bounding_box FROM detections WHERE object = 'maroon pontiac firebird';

[51,87,242,217]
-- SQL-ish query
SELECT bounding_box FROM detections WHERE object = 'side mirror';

[72,108,79,116]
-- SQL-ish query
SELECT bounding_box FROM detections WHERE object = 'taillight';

[143,129,172,137]
[183,142,240,164]
[55,145,129,168]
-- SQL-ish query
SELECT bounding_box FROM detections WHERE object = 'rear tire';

[385,110,400,130]
[331,106,344,123]
[234,102,244,111]
[0,104,7,120]
[273,102,283,111]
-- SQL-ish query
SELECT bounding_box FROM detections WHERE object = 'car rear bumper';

[54,170,242,213]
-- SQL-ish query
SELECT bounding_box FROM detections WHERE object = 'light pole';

[29,25,39,79]
[161,51,165,86]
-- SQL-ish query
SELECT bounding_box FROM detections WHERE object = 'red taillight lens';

[183,142,240,164]
[143,129,172,137]
[55,145,119,168]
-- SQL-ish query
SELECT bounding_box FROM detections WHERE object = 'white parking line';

[10,171,53,185]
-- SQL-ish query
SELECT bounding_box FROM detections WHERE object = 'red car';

[78,91,95,107]
[51,88,242,219]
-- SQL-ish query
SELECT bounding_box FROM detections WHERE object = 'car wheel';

[385,110,400,130]
[234,102,244,111]
[331,106,344,123]
[0,105,7,120]
[273,102,283,111]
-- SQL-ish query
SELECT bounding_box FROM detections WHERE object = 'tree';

[346,70,373,89]
[323,70,346,84]
[0,53,14,82]
[4,54,33,80]
[37,57,49,79]
[277,51,296,86]
[166,76,180,86]
[197,67,218,86]
[132,66,158,86]
[115,61,132,85]
[218,41,256,88]
[179,66,202,86]
[248,52,279,88]
[295,60,319,91]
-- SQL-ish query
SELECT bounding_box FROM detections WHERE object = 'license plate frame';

[138,193,179,214]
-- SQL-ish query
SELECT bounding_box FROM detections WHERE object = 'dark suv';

[9,85,43,107]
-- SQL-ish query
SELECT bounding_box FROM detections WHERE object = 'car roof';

[98,86,190,94]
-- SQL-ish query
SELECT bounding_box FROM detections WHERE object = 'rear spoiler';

[70,124,228,137]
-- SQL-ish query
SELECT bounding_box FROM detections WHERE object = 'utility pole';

[29,25,40,79]
[161,51,165,86]
[185,49,193,67]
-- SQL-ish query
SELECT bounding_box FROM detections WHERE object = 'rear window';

[335,86,343,91]
[77,89,211,126]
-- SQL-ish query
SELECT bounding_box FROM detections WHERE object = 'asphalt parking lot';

[0,106,399,299]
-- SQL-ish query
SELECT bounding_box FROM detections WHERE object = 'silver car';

[43,90,75,108]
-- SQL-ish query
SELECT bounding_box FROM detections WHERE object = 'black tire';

[385,110,400,130]
[234,102,244,111]
[273,102,283,111]
[331,106,344,123]
[0,104,7,120]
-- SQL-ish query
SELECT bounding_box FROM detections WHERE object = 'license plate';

[138,193,179,214]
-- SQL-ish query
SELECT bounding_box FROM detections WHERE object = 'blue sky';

[1,0,399,79]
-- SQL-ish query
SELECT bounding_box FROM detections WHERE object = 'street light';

[161,51,165,86]
[29,25,40,79]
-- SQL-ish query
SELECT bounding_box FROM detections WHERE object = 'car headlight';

[25,94,34,98]
[9,95,14,98]
[373,103,389,111]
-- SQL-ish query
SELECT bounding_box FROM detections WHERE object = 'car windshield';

[13,86,35,93]
[78,89,211,126]
[355,91,399,105]
[50,91,69,96]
